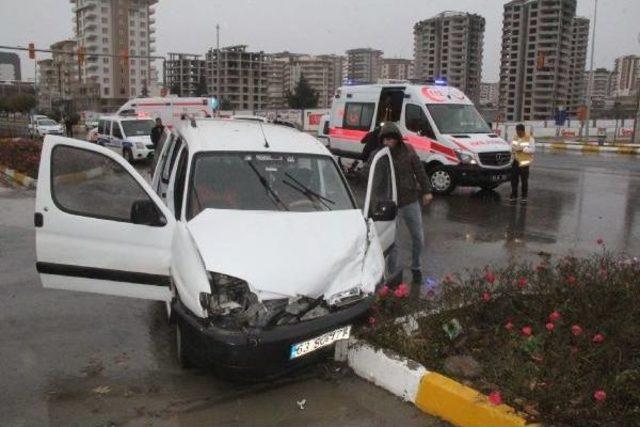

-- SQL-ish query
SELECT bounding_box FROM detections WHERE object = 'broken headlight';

[327,286,364,307]
[200,272,257,317]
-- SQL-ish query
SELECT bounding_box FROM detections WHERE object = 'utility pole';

[585,0,598,139]
[216,23,220,107]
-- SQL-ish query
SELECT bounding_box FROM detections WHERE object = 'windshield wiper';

[246,160,289,211]
[283,172,335,211]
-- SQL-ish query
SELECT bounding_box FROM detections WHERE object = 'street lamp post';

[585,0,598,140]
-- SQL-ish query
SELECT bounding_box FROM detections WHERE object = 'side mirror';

[371,200,397,222]
[130,199,166,226]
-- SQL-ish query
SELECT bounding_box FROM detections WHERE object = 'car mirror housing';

[130,199,166,226]
[371,200,397,222]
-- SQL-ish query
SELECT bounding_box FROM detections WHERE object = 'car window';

[97,120,105,134]
[161,137,182,183]
[368,154,393,218]
[112,123,123,139]
[51,145,164,224]
[405,104,436,139]
[121,120,154,137]
[187,152,355,219]
[173,147,189,219]
[343,102,375,131]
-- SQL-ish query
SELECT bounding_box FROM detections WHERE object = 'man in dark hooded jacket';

[377,122,433,285]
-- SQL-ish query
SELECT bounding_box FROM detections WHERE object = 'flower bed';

[362,245,640,425]
[0,138,42,178]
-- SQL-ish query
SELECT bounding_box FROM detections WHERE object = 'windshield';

[121,120,155,137]
[427,104,491,135]
[38,119,57,126]
[187,152,354,219]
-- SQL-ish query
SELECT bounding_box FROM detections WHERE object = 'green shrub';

[0,138,42,178]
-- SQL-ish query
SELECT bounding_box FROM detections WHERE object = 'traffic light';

[77,46,86,65]
[28,43,35,59]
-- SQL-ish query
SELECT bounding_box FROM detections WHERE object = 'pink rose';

[521,326,533,337]
[485,270,496,284]
[377,285,389,297]
[545,322,555,332]
[571,325,583,337]
[393,283,410,298]
[518,277,527,288]
[482,292,491,302]
[488,391,502,406]
[592,333,605,344]
[548,311,562,322]
[505,321,515,332]
[593,390,606,403]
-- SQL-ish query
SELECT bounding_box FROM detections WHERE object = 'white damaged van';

[35,119,398,375]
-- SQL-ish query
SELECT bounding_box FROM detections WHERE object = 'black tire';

[176,319,194,369]
[428,165,456,195]
[123,148,134,164]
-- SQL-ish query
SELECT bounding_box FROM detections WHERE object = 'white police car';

[96,115,156,162]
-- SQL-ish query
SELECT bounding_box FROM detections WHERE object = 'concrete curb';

[0,164,37,188]
[538,142,640,155]
[337,339,528,426]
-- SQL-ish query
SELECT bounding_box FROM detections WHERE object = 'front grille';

[478,151,512,167]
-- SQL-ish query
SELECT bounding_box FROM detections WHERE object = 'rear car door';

[35,136,175,301]
[363,148,397,254]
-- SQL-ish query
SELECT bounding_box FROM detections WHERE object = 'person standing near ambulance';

[378,122,433,286]
[510,123,535,205]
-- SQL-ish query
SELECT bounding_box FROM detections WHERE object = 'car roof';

[175,119,330,156]
[99,115,155,122]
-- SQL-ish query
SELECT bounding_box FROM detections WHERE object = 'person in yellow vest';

[510,124,535,205]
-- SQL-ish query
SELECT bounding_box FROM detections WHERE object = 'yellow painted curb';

[581,145,600,153]
[617,147,637,155]
[415,372,527,427]
[549,143,567,150]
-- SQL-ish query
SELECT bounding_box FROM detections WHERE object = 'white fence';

[494,120,636,142]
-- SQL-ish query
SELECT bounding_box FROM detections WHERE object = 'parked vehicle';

[328,81,513,194]
[35,119,398,375]
[29,117,64,138]
[96,115,156,162]
[116,97,215,129]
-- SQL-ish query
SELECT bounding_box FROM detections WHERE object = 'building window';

[104,87,109,96]
[102,28,108,34]
[103,58,109,64]
[103,38,109,43]
[103,67,109,73]
[101,18,108,23]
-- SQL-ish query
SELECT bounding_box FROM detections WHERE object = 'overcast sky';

[1,0,639,82]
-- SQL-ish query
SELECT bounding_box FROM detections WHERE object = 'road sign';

[28,43,35,59]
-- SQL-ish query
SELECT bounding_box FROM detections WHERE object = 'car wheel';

[176,320,194,369]
[123,148,134,163]
[428,165,456,195]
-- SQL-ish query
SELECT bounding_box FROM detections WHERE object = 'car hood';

[186,209,385,301]
[126,135,152,143]
[39,125,62,130]
[446,134,511,153]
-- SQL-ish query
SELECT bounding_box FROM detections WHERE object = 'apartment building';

[267,53,343,109]
[381,58,414,81]
[317,54,346,91]
[346,48,383,83]
[70,0,158,107]
[480,82,500,106]
[206,45,270,111]
[583,68,612,108]
[166,53,207,97]
[0,52,21,81]
[414,11,485,102]
[611,55,640,97]
[499,0,589,121]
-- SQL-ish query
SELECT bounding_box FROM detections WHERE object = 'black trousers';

[511,161,529,198]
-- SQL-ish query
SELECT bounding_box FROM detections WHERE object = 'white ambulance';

[117,97,215,129]
[328,81,513,194]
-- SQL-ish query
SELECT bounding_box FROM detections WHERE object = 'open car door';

[363,147,397,254]
[35,136,175,301]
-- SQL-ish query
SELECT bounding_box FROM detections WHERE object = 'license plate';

[491,174,506,182]
[290,325,351,359]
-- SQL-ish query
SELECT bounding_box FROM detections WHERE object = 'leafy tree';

[287,74,319,109]
[170,83,181,96]
[196,76,208,97]
[7,94,36,113]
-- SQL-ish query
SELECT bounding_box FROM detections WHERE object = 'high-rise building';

[0,52,21,81]
[317,54,346,90]
[206,45,270,111]
[499,0,589,121]
[70,0,158,106]
[479,82,500,106]
[610,55,640,97]
[346,48,383,83]
[267,53,343,109]
[568,17,589,113]
[414,11,485,102]
[381,58,414,81]
[37,40,81,111]
[583,68,612,108]
[166,53,207,97]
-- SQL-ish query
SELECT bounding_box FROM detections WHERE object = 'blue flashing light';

[434,78,447,86]
[209,97,219,110]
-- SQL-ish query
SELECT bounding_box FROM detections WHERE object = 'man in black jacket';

[378,122,433,285]
[150,118,164,148]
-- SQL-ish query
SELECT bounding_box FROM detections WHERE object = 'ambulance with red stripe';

[117,97,215,129]
[328,82,513,194]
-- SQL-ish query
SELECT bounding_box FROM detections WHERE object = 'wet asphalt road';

[1,150,639,426]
